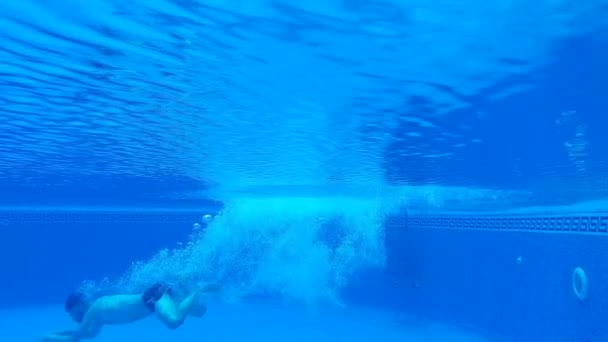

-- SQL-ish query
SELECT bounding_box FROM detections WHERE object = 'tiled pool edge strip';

[0,209,201,225]
[388,214,608,234]
[1,209,607,234]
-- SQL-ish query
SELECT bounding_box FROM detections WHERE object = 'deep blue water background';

[1,1,608,341]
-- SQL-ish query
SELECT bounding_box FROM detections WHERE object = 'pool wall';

[2,209,607,341]
[375,213,608,341]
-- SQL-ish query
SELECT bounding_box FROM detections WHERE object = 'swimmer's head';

[64,291,91,323]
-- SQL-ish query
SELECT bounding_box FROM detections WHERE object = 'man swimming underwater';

[41,283,218,341]
[41,214,219,341]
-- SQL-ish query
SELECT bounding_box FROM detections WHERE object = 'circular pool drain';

[572,266,588,301]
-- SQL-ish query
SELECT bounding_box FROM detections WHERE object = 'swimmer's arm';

[40,331,77,342]
[40,317,102,341]
[73,318,103,341]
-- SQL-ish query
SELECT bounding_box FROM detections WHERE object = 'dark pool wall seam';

[0,209,204,226]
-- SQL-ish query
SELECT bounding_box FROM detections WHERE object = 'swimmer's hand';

[40,331,77,342]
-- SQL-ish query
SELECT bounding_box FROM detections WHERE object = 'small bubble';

[202,214,213,224]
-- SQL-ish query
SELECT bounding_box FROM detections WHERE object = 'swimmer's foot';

[190,303,208,317]
[200,282,221,293]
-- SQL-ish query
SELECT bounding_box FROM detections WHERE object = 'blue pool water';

[1,1,608,341]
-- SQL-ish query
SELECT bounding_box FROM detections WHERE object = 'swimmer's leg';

[189,299,207,318]
[145,282,218,329]
[154,290,202,329]
[188,282,220,317]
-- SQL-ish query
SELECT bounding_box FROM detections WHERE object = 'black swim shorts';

[142,283,172,312]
